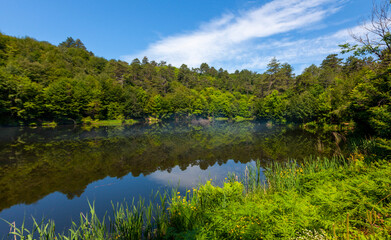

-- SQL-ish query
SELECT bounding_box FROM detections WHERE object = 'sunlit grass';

[91,119,138,126]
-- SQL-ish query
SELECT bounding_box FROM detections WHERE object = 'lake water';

[0,120,344,236]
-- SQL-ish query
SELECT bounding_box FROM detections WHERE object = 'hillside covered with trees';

[0,19,390,137]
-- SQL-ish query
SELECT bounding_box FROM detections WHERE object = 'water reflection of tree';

[0,122,340,211]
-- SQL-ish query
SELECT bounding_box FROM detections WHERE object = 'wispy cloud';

[122,0,351,73]
[238,25,366,72]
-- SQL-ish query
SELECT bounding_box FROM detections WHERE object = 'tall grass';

[238,156,349,194]
[264,156,348,192]
[5,194,170,240]
[109,192,169,239]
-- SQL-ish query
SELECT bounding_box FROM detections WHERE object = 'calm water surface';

[0,121,345,236]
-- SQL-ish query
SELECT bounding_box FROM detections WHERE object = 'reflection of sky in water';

[0,121,340,236]
[148,159,261,188]
[0,159,258,236]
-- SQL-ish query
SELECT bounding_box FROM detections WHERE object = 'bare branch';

[349,0,391,62]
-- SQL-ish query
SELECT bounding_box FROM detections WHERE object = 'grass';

[144,116,162,124]
[42,121,57,128]
[232,116,255,122]
[93,119,138,126]
[4,195,169,240]
[213,117,229,121]
[81,118,138,128]
[5,150,391,239]
[165,156,390,239]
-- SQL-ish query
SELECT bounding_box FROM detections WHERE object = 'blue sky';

[0,0,372,73]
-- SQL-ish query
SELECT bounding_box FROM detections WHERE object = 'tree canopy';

[0,12,390,137]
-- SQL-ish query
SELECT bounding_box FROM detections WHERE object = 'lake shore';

[7,147,391,239]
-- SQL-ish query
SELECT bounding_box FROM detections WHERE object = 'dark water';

[0,120,345,236]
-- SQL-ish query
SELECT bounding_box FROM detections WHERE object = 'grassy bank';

[82,118,139,126]
[5,154,391,239]
[167,156,391,239]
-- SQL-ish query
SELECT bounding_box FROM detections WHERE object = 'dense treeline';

[0,32,389,136]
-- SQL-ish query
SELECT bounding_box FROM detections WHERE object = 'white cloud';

[236,25,368,72]
[122,0,351,73]
[147,160,254,188]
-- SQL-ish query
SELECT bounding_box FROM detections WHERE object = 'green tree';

[59,37,87,50]
[123,86,148,118]
[265,58,294,93]
[255,90,287,122]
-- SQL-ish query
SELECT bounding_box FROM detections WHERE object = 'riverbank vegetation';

[6,140,391,239]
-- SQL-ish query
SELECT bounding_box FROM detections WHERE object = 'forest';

[0,26,389,138]
[2,1,391,238]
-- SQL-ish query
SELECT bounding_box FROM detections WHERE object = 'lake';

[0,120,345,236]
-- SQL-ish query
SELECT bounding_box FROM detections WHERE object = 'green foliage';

[110,194,169,240]
[255,90,287,122]
[145,94,166,117]
[197,181,244,209]
[348,68,391,136]
[369,105,391,136]
[0,31,390,137]
[286,91,318,122]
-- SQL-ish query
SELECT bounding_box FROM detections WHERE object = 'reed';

[262,156,348,193]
